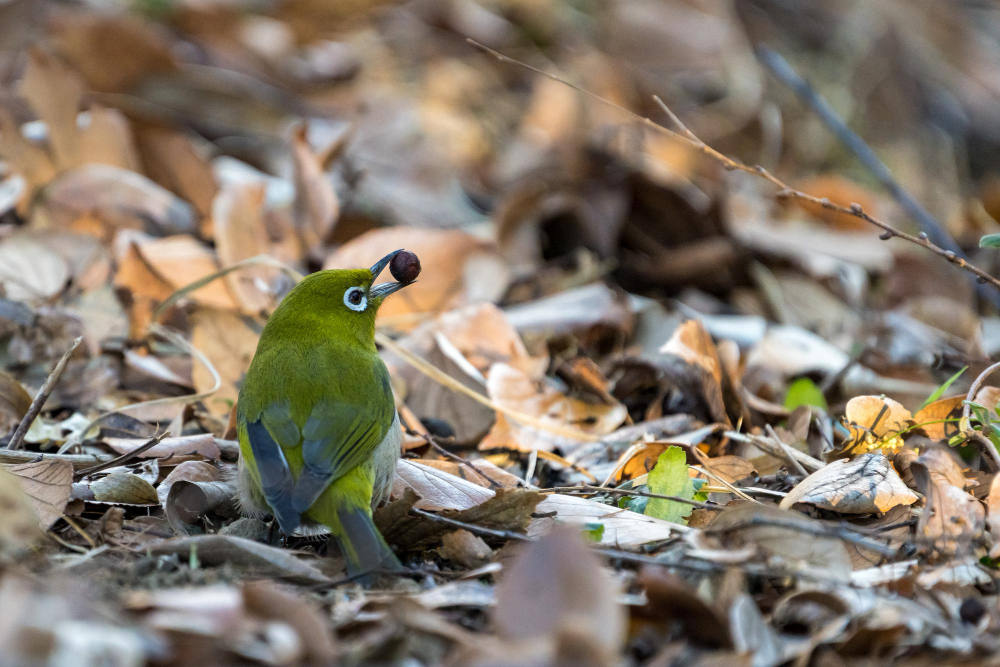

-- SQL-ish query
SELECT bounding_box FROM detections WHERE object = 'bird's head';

[267,249,419,347]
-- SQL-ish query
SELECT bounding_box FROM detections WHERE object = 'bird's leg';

[266,518,282,546]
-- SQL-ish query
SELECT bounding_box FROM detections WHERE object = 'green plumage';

[236,265,405,575]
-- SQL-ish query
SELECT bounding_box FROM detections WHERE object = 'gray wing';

[244,417,299,535]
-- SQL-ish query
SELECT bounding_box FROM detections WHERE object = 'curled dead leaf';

[779,454,917,514]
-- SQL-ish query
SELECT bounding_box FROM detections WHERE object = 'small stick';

[756,47,1000,309]
[6,336,82,450]
[765,424,809,477]
[410,429,504,490]
[73,432,168,480]
[547,485,719,510]
[961,359,1000,427]
[466,39,1000,298]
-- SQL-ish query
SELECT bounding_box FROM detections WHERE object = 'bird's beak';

[369,249,407,299]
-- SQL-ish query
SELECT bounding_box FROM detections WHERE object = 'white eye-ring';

[343,286,367,312]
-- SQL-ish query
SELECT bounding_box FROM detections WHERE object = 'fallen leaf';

[90,473,159,505]
[660,319,731,426]
[0,372,31,434]
[324,226,509,327]
[165,480,239,535]
[779,454,918,514]
[392,459,494,511]
[135,235,239,310]
[147,535,329,584]
[0,233,69,302]
[133,124,217,220]
[291,124,339,250]
[530,494,684,549]
[844,396,913,448]
[708,505,852,579]
[18,47,83,170]
[480,362,626,453]
[105,434,221,460]
[189,308,260,418]
[77,107,141,172]
[0,467,43,558]
[441,529,494,567]
[987,474,1000,559]
[492,527,625,665]
[912,396,964,441]
[644,446,695,525]
[910,461,984,558]
[211,182,279,314]
[38,164,196,238]
[2,459,73,529]
[242,580,337,663]
[157,460,220,506]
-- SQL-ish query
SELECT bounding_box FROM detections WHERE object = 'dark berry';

[390,250,421,283]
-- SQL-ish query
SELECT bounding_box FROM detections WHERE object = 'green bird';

[235,250,411,575]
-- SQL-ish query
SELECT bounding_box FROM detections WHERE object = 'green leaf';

[919,366,967,411]
[582,522,605,542]
[980,234,1000,249]
[644,446,695,525]
[783,377,828,411]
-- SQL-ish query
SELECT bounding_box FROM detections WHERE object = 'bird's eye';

[343,286,367,312]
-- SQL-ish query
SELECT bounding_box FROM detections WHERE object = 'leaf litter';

[2,1,1000,665]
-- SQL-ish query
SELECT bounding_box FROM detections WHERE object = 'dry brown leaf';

[492,526,625,665]
[156,460,220,507]
[660,319,730,426]
[105,434,221,460]
[844,396,913,445]
[480,362,626,453]
[434,303,548,379]
[212,183,278,314]
[392,459,494,511]
[779,454,917,514]
[135,235,239,310]
[190,308,260,418]
[0,372,31,434]
[413,459,512,489]
[291,124,339,249]
[708,505,853,578]
[113,237,175,339]
[0,109,56,202]
[911,461,985,557]
[133,125,217,221]
[0,467,43,558]
[77,107,141,172]
[241,580,338,663]
[90,473,160,505]
[912,396,964,441]
[165,480,238,534]
[987,474,1000,559]
[324,226,508,327]
[19,47,83,170]
[38,164,196,237]
[440,529,493,568]
[147,535,328,584]
[2,459,73,529]
[0,233,69,302]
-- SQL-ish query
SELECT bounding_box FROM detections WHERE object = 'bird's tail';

[335,505,400,577]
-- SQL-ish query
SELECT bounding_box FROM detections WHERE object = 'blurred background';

[3,0,1000,454]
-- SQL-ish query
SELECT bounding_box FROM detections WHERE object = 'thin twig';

[961,360,1000,426]
[707,515,898,558]
[756,46,1000,309]
[73,432,167,480]
[726,430,825,472]
[466,39,1000,298]
[547,485,719,510]
[409,429,504,490]
[765,424,809,477]
[6,336,82,450]
[411,505,860,584]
